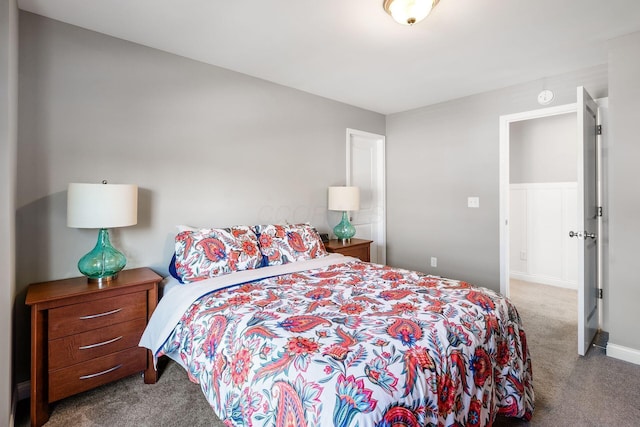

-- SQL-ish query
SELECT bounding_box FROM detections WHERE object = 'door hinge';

[597,288,603,299]
[598,206,603,217]
[596,125,602,135]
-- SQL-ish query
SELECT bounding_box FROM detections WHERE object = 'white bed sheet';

[160,275,181,297]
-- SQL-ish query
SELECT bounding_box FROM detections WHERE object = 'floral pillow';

[253,223,328,266]
[174,226,263,283]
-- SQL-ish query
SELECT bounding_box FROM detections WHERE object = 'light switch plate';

[467,197,480,208]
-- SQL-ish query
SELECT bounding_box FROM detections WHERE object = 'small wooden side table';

[25,267,161,427]
[324,238,373,262]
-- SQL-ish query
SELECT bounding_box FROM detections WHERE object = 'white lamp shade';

[328,186,360,211]
[384,0,438,26]
[67,183,138,228]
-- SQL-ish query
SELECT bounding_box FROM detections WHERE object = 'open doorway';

[499,94,607,356]
[508,111,581,357]
[499,102,578,298]
[509,113,579,290]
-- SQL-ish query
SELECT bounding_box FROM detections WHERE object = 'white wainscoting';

[510,182,578,289]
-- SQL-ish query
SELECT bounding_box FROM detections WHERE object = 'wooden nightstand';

[25,267,162,427]
[324,238,373,262]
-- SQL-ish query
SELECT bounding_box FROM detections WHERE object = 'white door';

[575,86,599,356]
[346,129,386,264]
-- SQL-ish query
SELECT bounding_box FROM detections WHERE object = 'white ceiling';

[17,0,640,114]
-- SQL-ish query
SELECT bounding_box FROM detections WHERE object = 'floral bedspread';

[158,260,534,426]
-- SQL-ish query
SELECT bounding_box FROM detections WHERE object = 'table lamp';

[67,181,138,284]
[328,186,360,242]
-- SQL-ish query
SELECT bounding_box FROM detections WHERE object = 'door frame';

[346,128,386,265]
[499,103,578,298]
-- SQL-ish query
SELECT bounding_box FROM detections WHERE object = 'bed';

[140,223,534,426]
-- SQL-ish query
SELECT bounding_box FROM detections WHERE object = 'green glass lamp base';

[333,211,356,242]
[78,228,127,284]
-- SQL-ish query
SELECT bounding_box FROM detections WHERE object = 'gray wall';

[510,113,577,184]
[386,66,607,288]
[13,9,640,397]
[608,31,640,352]
[14,13,385,383]
[0,0,18,423]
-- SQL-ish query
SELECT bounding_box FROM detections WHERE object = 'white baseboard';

[9,381,30,427]
[510,272,577,290]
[17,380,29,401]
[606,342,640,366]
[10,411,14,427]
[10,386,16,427]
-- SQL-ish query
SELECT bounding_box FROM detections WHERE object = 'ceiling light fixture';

[383,0,440,26]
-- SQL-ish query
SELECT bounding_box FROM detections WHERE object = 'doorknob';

[569,231,596,239]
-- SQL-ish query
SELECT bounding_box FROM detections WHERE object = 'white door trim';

[499,103,577,297]
[346,128,386,265]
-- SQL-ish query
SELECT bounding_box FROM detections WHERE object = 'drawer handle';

[79,364,122,380]
[79,335,123,350]
[79,308,122,320]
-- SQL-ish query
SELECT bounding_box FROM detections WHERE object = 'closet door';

[346,129,386,264]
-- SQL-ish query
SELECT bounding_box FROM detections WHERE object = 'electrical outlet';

[430,257,437,267]
[467,197,480,208]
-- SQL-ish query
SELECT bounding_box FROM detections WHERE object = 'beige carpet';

[16,279,640,426]
[16,357,221,427]
[495,279,640,426]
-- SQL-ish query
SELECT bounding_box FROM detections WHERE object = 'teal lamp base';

[333,211,356,243]
[78,228,127,285]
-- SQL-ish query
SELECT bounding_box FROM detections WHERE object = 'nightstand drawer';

[336,245,370,261]
[48,347,147,402]
[48,317,147,370]
[48,292,147,339]
[324,238,373,262]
